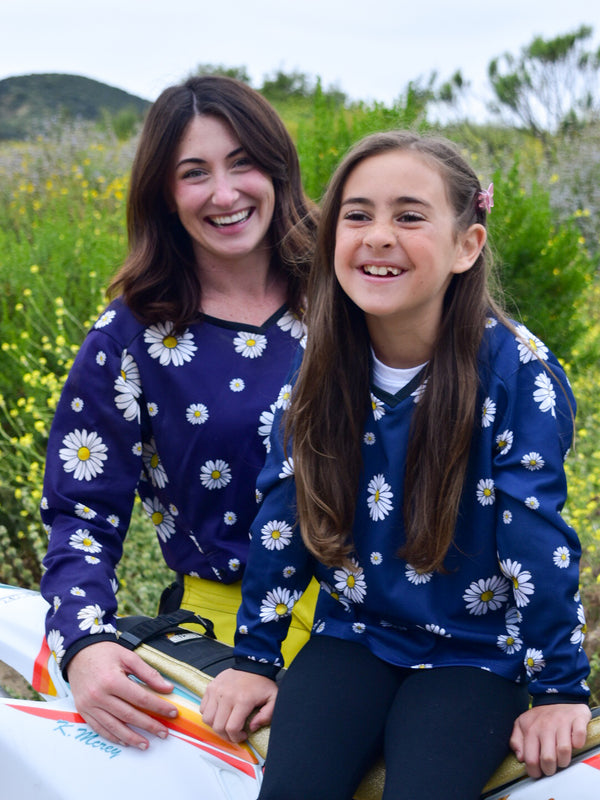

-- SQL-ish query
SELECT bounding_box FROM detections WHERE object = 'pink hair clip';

[478,183,494,213]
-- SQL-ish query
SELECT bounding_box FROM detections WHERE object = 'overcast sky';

[2,0,599,119]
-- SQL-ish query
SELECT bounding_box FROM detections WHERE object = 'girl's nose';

[364,223,394,249]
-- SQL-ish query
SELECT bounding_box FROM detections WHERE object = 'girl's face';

[334,150,485,366]
[169,114,275,268]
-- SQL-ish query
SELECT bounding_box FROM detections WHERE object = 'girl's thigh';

[382,666,529,800]
[258,635,400,800]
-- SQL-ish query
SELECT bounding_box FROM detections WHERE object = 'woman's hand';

[200,668,278,743]
[510,703,591,777]
[67,641,177,749]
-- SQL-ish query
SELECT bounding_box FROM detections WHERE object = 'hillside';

[0,73,150,140]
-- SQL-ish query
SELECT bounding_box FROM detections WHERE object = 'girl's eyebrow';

[340,195,431,208]
[175,146,245,170]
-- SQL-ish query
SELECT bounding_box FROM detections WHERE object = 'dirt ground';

[0,659,37,698]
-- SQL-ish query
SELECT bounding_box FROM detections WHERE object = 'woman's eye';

[233,156,253,169]
[398,211,423,223]
[182,168,206,180]
[344,210,370,222]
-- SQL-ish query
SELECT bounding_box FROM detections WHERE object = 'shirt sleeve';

[491,351,590,705]
[233,365,315,673]
[40,323,145,674]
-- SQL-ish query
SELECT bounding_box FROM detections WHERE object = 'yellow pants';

[179,574,319,666]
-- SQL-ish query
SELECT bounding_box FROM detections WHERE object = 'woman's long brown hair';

[288,131,505,571]
[108,75,318,329]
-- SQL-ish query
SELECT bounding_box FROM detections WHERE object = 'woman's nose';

[212,174,239,207]
[364,223,394,249]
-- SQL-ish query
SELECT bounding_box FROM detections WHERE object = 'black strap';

[116,609,216,650]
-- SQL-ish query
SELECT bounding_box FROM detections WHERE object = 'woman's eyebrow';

[175,147,245,170]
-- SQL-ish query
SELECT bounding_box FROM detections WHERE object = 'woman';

[40,75,318,750]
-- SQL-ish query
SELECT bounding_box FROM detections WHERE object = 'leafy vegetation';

[1,32,599,699]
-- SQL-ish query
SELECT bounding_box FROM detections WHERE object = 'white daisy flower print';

[570,605,587,646]
[233,331,267,359]
[47,629,65,665]
[71,397,84,412]
[145,322,197,366]
[229,378,245,392]
[521,452,545,471]
[94,309,116,329]
[228,558,241,572]
[515,324,549,363]
[107,514,119,527]
[524,648,546,677]
[411,663,433,670]
[96,350,106,366]
[412,378,428,404]
[496,430,513,455]
[223,511,237,526]
[142,497,176,542]
[69,529,102,554]
[476,478,495,506]
[261,519,293,550]
[481,397,496,428]
[186,403,209,425]
[553,546,570,568]
[276,383,293,410]
[370,392,386,420]
[352,622,366,634]
[499,559,535,607]
[238,625,248,635]
[370,552,383,565]
[40,496,49,510]
[502,510,513,524]
[364,431,376,445]
[406,564,433,585]
[142,440,169,488]
[59,429,108,481]
[525,496,540,510]
[85,555,100,565]
[333,563,367,604]
[260,587,295,623]
[200,459,232,490]
[367,473,394,521]
[70,586,86,597]
[52,596,61,613]
[279,458,294,479]
[147,401,159,417]
[114,351,141,422]
[258,404,276,452]
[533,372,556,417]
[485,317,498,328]
[505,607,522,633]
[497,631,523,654]
[283,566,296,578]
[425,624,451,637]
[277,309,306,340]
[132,442,142,456]
[77,604,116,634]
[255,489,263,503]
[463,575,510,615]
[75,503,96,520]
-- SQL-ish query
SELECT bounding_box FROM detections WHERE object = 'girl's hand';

[510,703,591,777]
[200,668,278,743]
[67,641,177,749]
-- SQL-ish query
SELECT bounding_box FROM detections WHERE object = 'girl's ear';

[453,223,487,274]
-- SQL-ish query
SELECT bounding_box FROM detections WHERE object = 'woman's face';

[169,114,275,268]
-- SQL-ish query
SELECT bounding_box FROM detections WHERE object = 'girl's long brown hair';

[108,76,317,329]
[288,131,505,571]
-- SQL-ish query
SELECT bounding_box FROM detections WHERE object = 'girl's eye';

[233,156,253,169]
[343,210,370,222]
[398,211,423,223]
[181,167,207,180]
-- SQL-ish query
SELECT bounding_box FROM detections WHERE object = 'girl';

[201,131,591,799]
[40,76,319,750]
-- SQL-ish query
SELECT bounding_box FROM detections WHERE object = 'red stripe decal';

[583,752,600,770]
[168,732,258,778]
[31,637,57,696]
[6,703,84,723]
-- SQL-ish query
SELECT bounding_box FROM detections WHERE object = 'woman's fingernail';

[157,730,168,739]
[138,741,149,751]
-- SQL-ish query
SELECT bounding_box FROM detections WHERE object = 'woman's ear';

[453,223,487,274]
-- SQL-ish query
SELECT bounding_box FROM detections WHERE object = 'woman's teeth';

[209,209,252,227]
[363,264,402,276]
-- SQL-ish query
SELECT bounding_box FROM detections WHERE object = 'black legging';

[258,636,529,800]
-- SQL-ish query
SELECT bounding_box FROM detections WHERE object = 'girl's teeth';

[364,265,401,276]
[210,209,251,226]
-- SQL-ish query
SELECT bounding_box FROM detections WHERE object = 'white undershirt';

[371,348,428,394]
